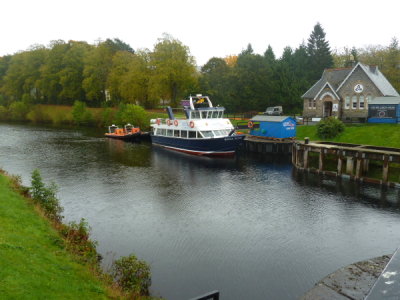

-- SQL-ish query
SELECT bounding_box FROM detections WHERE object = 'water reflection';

[1,123,400,300]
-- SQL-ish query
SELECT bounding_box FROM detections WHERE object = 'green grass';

[0,173,110,299]
[297,124,400,148]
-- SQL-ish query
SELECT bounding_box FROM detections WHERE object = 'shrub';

[111,254,151,296]
[27,105,51,123]
[9,101,31,121]
[317,117,345,139]
[59,218,99,264]
[72,101,93,125]
[115,104,149,129]
[30,169,63,222]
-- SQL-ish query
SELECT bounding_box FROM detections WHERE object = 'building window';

[313,99,316,108]
[345,96,350,109]
[359,95,365,109]
[308,99,312,108]
[352,95,358,109]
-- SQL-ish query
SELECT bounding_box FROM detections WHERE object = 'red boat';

[105,124,141,141]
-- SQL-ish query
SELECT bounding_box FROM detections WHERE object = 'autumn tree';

[148,34,198,107]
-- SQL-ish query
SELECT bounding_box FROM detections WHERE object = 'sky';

[1,0,399,66]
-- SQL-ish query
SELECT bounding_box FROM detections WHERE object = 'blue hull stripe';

[151,135,244,155]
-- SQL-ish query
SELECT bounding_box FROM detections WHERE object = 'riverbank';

[0,170,158,299]
[0,171,113,298]
[297,123,400,148]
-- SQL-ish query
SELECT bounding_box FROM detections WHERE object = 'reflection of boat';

[105,124,141,141]
[150,95,245,156]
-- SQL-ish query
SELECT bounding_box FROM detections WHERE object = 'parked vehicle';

[264,106,283,116]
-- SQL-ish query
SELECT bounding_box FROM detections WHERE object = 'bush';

[9,101,31,121]
[0,105,8,121]
[111,254,151,296]
[317,117,345,139]
[59,218,99,264]
[30,169,63,222]
[27,105,51,123]
[115,104,149,129]
[72,101,93,125]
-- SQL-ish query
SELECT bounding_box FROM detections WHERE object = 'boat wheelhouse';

[150,95,245,156]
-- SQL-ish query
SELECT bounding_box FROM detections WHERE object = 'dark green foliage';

[30,169,63,222]
[114,103,149,129]
[307,22,334,81]
[8,101,31,121]
[111,254,151,296]
[317,117,345,139]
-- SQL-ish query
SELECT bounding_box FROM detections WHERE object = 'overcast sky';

[1,0,399,66]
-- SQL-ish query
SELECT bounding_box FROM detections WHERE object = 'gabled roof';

[302,63,399,99]
[314,82,340,100]
[302,67,352,98]
[250,115,294,122]
[338,63,399,96]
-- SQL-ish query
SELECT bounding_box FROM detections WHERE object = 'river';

[0,123,399,299]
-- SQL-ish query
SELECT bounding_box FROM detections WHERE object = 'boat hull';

[105,133,141,141]
[151,135,245,156]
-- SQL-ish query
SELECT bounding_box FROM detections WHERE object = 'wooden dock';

[242,135,293,154]
[292,141,400,187]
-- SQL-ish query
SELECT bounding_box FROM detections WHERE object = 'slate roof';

[302,63,399,99]
[250,115,294,122]
[302,68,352,98]
[369,96,400,105]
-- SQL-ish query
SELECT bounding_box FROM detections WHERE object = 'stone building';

[302,62,399,120]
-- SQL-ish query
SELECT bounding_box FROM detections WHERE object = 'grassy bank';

[297,124,400,148]
[0,172,111,299]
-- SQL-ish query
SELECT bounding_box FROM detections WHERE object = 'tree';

[307,23,333,80]
[148,34,197,107]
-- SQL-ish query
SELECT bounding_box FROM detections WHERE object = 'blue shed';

[249,116,296,139]
[368,97,400,124]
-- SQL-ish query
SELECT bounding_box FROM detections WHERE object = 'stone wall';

[337,66,383,119]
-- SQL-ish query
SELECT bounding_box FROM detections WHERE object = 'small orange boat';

[105,124,141,141]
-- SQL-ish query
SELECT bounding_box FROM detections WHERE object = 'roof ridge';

[325,67,353,72]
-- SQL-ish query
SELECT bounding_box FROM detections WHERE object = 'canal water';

[1,123,400,300]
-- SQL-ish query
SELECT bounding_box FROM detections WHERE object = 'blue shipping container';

[249,116,296,139]
[367,97,400,124]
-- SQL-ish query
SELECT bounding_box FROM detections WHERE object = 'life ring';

[189,121,195,128]
[174,120,178,126]
[156,119,161,125]
[248,121,254,128]
[167,119,172,126]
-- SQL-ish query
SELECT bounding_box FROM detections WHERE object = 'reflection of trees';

[106,139,151,167]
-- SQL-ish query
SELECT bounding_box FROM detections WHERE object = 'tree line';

[0,24,398,114]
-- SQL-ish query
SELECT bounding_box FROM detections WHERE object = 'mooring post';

[355,156,363,180]
[337,150,343,176]
[303,147,309,169]
[346,157,354,175]
[363,159,370,174]
[292,144,297,166]
[318,149,324,172]
[382,155,389,183]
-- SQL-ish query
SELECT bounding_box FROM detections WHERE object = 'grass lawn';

[0,173,110,299]
[296,123,400,148]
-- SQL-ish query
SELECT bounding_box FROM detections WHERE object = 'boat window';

[201,131,214,138]
[196,131,203,138]
[174,130,180,137]
[181,130,188,138]
[219,111,223,118]
[213,130,225,136]
[212,111,218,118]
[191,111,200,119]
[188,131,196,138]
[162,129,167,136]
[201,111,207,119]
[167,129,173,137]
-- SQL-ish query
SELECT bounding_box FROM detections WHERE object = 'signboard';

[354,84,364,93]
[368,104,397,119]
[332,103,339,112]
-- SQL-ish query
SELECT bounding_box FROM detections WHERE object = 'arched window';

[345,95,350,109]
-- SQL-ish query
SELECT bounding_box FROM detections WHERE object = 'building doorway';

[324,101,333,117]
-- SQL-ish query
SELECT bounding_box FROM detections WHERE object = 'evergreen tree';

[307,23,333,80]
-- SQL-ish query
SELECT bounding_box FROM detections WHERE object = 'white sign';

[333,103,338,112]
[354,84,364,93]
